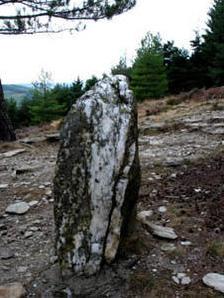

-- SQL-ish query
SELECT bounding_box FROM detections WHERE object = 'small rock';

[203,273,224,293]
[39,185,45,189]
[0,249,14,260]
[145,222,178,240]
[0,149,26,159]
[0,282,26,298]
[17,266,28,273]
[181,276,191,285]
[137,210,153,223]
[29,226,39,232]
[173,273,191,286]
[50,255,58,264]
[161,243,176,252]
[46,133,60,142]
[20,136,46,144]
[2,265,10,271]
[32,220,41,225]
[24,231,33,238]
[6,202,30,215]
[158,206,167,213]
[170,173,177,178]
[172,276,180,284]
[177,273,186,279]
[24,193,31,200]
[45,190,52,197]
[62,287,72,298]
[41,197,47,202]
[181,241,192,246]
[0,184,8,189]
[28,200,39,207]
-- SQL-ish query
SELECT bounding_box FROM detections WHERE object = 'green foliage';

[131,32,168,101]
[6,98,19,129]
[163,41,192,93]
[5,74,100,128]
[202,0,224,85]
[51,83,76,113]
[71,78,84,100]
[206,241,224,258]
[137,32,163,56]
[29,89,66,125]
[111,54,132,79]
[0,0,136,34]
[84,75,99,92]
[188,32,210,88]
[17,97,33,127]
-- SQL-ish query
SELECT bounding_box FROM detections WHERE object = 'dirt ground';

[0,97,224,297]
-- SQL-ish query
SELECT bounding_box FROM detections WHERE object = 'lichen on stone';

[54,75,140,276]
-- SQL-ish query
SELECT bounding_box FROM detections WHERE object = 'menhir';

[54,75,140,276]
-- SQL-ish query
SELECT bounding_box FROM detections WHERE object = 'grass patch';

[157,121,185,133]
[0,142,24,153]
[129,270,174,296]
[166,97,181,106]
[165,247,186,258]
[206,242,224,258]
[16,186,46,202]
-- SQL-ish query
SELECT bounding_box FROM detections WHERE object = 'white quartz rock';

[6,202,30,215]
[203,273,224,293]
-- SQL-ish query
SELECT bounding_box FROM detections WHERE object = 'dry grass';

[138,88,224,125]
[206,242,224,258]
[0,142,25,153]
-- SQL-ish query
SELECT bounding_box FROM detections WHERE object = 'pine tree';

[111,54,132,79]
[131,32,168,101]
[202,0,224,85]
[163,41,192,93]
[17,97,33,127]
[0,81,16,141]
[84,75,99,92]
[6,97,19,129]
[0,0,136,34]
[29,89,66,125]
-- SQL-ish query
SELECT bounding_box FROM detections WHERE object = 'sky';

[0,0,214,85]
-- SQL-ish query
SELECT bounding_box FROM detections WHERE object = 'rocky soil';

[1,97,224,297]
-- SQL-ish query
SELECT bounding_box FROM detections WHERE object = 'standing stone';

[54,75,140,276]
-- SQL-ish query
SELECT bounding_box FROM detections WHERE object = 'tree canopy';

[131,32,168,101]
[0,0,136,34]
[202,0,224,85]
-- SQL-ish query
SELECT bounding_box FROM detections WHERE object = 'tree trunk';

[0,80,16,141]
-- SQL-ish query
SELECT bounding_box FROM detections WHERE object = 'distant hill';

[3,84,32,102]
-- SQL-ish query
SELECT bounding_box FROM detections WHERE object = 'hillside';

[0,95,224,296]
[3,84,31,102]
